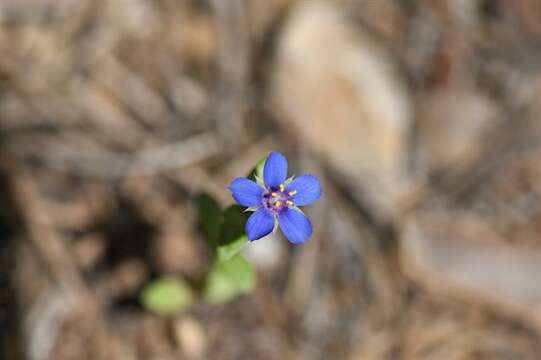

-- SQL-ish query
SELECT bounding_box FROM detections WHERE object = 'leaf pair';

[197,193,256,303]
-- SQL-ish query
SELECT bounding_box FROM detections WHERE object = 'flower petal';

[263,152,288,189]
[278,208,312,244]
[246,207,275,241]
[286,174,322,206]
[229,177,264,207]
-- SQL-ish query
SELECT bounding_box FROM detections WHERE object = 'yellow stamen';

[275,201,282,208]
[288,190,297,196]
[286,200,294,207]
[271,192,278,197]
[279,184,285,192]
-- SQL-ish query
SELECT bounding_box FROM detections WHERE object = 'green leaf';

[196,193,222,246]
[247,154,268,182]
[217,205,249,261]
[141,277,195,315]
[203,254,256,304]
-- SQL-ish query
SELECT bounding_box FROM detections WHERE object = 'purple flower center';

[262,185,295,214]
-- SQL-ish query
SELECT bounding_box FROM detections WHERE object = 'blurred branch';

[93,56,172,133]
[210,0,250,151]
[25,290,67,360]
[11,168,87,293]
[33,132,221,178]
[5,159,113,358]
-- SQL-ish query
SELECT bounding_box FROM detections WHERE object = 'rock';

[416,90,499,176]
[401,210,541,328]
[271,1,412,216]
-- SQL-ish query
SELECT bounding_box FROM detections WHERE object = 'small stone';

[173,317,206,360]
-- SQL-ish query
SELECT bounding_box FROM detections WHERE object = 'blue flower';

[228,152,322,244]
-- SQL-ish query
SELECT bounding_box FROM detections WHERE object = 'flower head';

[228,152,322,244]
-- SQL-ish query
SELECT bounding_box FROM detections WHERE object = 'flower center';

[262,185,295,213]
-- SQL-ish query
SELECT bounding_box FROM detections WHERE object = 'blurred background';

[2,0,541,359]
